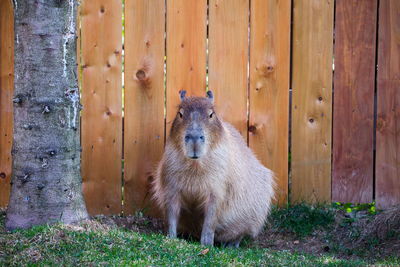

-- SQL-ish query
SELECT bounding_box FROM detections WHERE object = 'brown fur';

[152,94,275,246]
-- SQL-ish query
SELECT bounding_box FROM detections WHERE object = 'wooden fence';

[0,0,399,214]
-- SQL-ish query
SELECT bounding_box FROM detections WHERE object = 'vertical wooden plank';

[166,0,207,132]
[208,0,249,138]
[80,0,122,214]
[376,0,400,209]
[291,0,334,203]
[248,0,291,205]
[332,0,377,203]
[124,0,165,215]
[0,0,14,207]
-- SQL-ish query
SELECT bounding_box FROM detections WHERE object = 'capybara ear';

[179,90,187,101]
[206,90,214,104]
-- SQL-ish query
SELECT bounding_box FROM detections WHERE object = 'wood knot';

[376,118,384,131]
[261,64,275,77]
[100,6,105,13]
[145,41,151,48]
[0,172,6,179]
[136,69,146,81]
[248,125,257,133]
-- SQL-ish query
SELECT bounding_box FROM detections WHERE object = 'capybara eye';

[209,112,214,119]
[185,135,190,142]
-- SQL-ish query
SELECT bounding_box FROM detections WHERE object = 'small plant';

[269,204,335,237]
[332,202,376,215]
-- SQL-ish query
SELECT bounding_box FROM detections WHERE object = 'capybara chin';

[152,90,275,247]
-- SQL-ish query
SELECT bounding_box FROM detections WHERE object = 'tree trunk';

[6,0,88,230]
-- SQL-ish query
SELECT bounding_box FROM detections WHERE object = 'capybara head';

[170,90,224,160]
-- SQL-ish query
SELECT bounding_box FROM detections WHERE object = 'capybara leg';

[167,197,181,238]
[200,196,217,246]
[222,237,242,248]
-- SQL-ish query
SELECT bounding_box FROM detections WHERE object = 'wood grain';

[332,0,377,203]
[166,0,207,134]
[124,0,165,215]
[376,0,400,209]
[0,0,14,207]
[248,0,291,206]
[80,0,122,215]
[208,0,249,138]
[291,0,334,203]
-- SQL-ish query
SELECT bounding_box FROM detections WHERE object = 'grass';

[1,222,365,266]
[269,204,335,237]
[1,204,398,266]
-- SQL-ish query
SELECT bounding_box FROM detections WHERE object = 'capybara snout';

[183,111,207,159]
[152,90,275,247]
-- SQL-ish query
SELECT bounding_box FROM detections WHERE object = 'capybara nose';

[185,134,205,143]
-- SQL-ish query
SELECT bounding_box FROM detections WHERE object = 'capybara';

[152,90,275,247]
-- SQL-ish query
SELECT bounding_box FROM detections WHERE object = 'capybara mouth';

[189,156,199,159]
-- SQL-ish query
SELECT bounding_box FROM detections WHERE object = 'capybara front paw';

[222,240,241,248]
[200,235,214,246]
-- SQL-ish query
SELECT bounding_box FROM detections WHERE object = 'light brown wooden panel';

[291,0,334,203]
[124,0,165,215]
[376,0,400,209]
[0,0,14,207]
[208,0,249,138]
[248,0,290,206]
[332,0,377,203]
[80,0,122,215]
[166,0,207,133]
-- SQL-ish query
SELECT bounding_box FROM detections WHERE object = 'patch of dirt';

[255,208,400,260]
[92,213,165,235]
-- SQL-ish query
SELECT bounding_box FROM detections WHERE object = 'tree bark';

[6,0,88,230]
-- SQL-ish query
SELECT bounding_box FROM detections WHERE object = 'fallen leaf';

[198,248,209,256]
